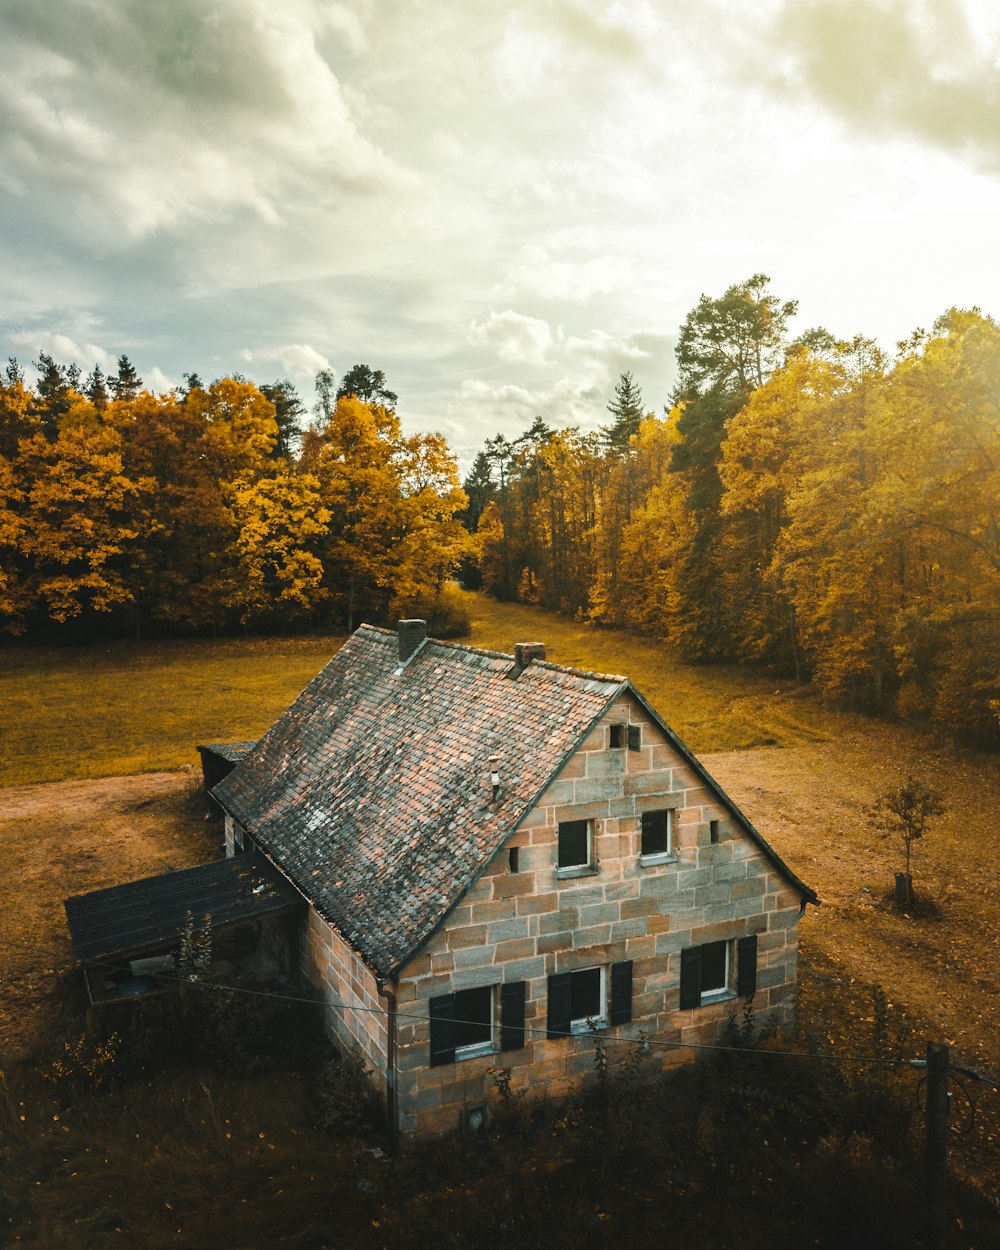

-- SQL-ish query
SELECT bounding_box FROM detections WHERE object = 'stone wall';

[392,692,803,1138]
[226,816,391,1109]
[300,906,390,1106]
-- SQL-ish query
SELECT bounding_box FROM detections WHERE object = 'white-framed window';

[429,982,527,1066]
[557,818,593,873]
[680,936,758,1009]
[547,961,633,1037]
[639,808,672,862]
[568,966,607,1032]
[453,985,497,1058]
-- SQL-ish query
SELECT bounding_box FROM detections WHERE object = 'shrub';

[391,585,471,639]
[315,1051,380,1138]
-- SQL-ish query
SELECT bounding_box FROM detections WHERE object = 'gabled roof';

[64,854,302,964]
[214,626,623,977]
[214,625,817,979]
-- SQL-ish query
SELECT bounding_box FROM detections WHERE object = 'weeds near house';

[316,1051,379,1138]
[40,1032,121,1090]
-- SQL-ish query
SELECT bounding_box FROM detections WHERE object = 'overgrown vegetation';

[3,975,997,1249]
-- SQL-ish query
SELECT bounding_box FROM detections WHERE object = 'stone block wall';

[300,906,390,1104]
[226,816,391,1108]
[392,692,803,1138]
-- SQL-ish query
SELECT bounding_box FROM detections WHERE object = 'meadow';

[2,595,999,1247]
[0,592,851,788]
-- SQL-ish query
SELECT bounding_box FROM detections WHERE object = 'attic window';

[508,847,519,874]
[609,724,625,749]
[710,820,720,844]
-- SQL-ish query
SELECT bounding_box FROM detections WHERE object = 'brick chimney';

[509,641,546,678]
[398,619,427,663]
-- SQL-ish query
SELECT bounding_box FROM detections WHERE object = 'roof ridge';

[359,621,625,684]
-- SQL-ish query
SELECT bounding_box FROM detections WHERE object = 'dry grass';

[0,635,346,787]
[0,593,858,788]
[466,594,863,752]
[2,595,999,1242]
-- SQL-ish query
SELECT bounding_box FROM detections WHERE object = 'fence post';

[925,1040,949,1250]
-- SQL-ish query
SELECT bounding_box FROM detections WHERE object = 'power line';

[0,933,946,1070]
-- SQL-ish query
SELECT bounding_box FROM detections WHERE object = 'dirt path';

[705,728,1000,1077]
[2,736,998,1073]
[0,771,210,1058]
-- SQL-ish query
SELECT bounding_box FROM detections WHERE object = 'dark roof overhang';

[64,853,303,965]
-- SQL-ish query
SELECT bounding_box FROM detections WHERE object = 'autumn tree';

[667,274,798,659]
[311,396,466,630]
[17,397,145,627]
[867,777,943,906]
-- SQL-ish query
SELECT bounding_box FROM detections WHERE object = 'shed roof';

[213,625,816,979]
[197,741,257,764]
[64,853,302,965]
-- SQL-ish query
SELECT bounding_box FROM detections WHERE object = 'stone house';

[213,620,817,1139]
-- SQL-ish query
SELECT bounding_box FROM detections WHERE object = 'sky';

[2,0,1000,464]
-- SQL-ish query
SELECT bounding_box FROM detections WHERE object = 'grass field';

[1,593,855,788]
[0,634,346,787]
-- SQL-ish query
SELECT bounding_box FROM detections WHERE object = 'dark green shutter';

[627,724,641,751]
[737,935,758,998]
[500,981,526,1051]
[547,972,572,1038]
[679,946,702,1010]
[610,960,633,1025]
[429,993,456,1066]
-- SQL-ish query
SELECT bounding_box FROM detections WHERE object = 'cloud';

[145,366,174,394]
[239,342,331,382]
[498,245,633,302]
[0,0,409,241]
[469,310,556,366]
[9,330,115,374]
[454,322,662,440]
[766,0,1000,170]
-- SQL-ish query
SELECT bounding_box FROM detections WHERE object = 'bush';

[315,1051,380,1138]
[392,585,471,639]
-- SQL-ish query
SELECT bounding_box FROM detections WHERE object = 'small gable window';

[640,809,672,861]
[609,724,626,749]
[557,819,592,872]
[429,982,526,1066]
[679,936,757,1010]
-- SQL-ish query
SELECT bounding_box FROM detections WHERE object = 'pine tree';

[604,371,645,454]
[109,355,142,402]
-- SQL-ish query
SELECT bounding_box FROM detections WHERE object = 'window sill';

[556,865,599,881]
[455,1042,498,1062]
[638,851,676,868]
[699,989,735,1007]
[570,1017,608,1035]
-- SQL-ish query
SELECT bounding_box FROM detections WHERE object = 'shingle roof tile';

[214,627,623,976]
